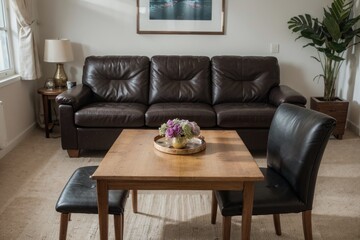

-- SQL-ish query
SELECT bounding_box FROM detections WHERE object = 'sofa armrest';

[58,105,78,150]
[56,84,92,111]
[269,85,307,107]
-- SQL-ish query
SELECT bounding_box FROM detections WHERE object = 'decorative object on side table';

[44,39,74,88]
[66,80,76,89]
[154,119,206,155]
[44,78,55,89]
[288,0,360,139]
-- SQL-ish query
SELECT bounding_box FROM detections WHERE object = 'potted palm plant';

[288,0,360,139]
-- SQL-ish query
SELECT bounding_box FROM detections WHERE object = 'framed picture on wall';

[137,0,225,34]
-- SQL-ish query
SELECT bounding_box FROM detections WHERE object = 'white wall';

[36,0,359,133]
[0,78,37,159]
[0,80,37,149]
[338,0,360,135]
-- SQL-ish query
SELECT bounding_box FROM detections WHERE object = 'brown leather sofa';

[56,55,306,157]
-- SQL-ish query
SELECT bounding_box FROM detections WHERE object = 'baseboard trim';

[0,122,36,159]
[347,119,360,136]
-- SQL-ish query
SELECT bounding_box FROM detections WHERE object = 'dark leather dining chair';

[56,166,129,240]
[211,103,336,240]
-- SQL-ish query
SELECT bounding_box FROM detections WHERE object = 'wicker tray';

[153,135,206,155]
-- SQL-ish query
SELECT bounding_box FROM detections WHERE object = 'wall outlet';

[270,43,280,53]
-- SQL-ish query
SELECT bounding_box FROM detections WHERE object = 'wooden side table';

[37,87,67,138]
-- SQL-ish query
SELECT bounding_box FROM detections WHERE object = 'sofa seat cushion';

[75,102,147,127]
[145,103,216,127]
[214,103,276,128]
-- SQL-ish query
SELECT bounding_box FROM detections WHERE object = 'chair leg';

[114,214,124,240]
[211,191,218,224]
[122,214,124,238]
[59,213,69,240]
[273,214,282,235]
[132,190,138,213]
[302,210,313,240]
[222,216,231,240]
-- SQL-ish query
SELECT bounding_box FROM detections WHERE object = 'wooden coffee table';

[92,129,264,240]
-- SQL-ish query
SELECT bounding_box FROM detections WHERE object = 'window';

[0,0,14,79]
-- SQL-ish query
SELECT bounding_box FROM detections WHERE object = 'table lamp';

[44,39,74,88]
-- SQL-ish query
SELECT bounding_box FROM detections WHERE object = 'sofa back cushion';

[82,56,150,104]
[212,56,280,105]
[149,55,211,104]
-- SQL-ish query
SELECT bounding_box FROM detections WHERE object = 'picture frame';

[137,0,225,35]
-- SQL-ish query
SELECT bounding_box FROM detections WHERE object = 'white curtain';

[10,0,41,80]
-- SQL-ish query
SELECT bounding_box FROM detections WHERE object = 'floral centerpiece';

[159,119,201,149]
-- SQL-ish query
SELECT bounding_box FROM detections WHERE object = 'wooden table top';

[92,129,263,185]
[37,87,67,96]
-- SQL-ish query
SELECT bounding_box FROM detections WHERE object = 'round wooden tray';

[154,135,206,155]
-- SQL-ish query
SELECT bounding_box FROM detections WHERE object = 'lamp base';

[54,63,68,88]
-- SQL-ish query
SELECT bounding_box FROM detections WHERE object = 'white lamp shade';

[44,39,74,63]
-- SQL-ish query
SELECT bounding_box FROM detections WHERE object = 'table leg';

[47,99,52,124]
[42,95,50,138]
[97,180,109,240]
[241,182,254,240]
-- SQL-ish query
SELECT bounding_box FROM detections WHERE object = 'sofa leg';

[67,149,80,158]
[273,214,281,235]
[211,191,218,224]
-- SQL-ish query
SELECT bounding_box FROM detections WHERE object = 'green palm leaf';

[288,14,324,47]
[288,0,360,100]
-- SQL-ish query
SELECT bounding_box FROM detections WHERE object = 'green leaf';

[295,35,303,41]
[305,14,313,27]
[301,29,314,38]
[323,15,341,40]
[293,27,303,32]
[317,47,328,53]
[288,0,360,64]
[342,16,360,33]
[327,41,347,52]
[299,15,307,25]
[311,56,321,62]
[288,14,323,42]
[312,37,325,46]
[324,51,344,61]
[313,74,325,82]
[324,8,333,20]
[303,43,315,48]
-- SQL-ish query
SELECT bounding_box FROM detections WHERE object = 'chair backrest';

[267,103,336,209]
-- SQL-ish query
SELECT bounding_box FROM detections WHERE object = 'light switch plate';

[270,43,280,53]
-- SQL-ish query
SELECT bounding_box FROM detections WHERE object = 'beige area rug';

[0,127,359,239]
